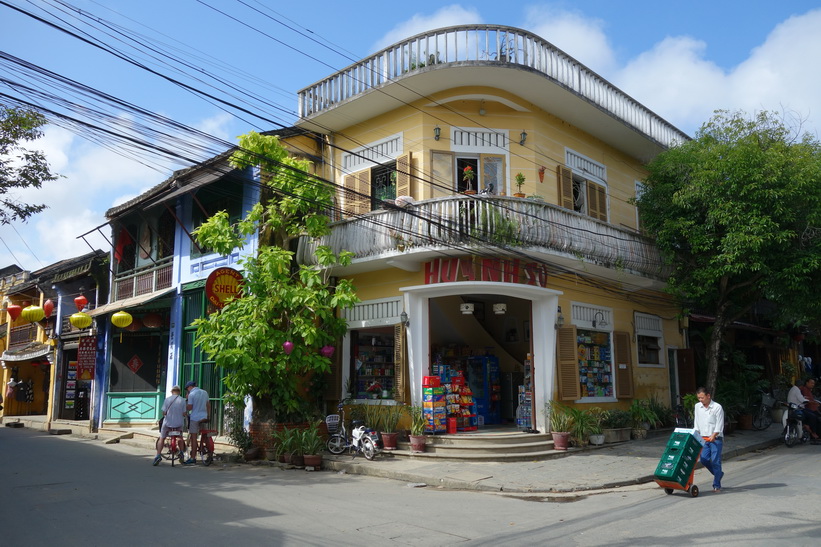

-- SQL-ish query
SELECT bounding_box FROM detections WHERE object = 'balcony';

[300,196,669,287]
[113,257,173,302]
[297,25,689,156]
[8,324,38,350]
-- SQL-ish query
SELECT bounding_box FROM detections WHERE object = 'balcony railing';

[301,196,668,280]
[8,324,37,350]
[113,257,173,302]
[298,24,689,149]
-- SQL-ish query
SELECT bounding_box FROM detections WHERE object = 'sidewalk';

[322,426,783,493]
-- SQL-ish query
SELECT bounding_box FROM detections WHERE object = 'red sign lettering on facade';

[77,335,96,380]
[205,267,244,309]
[424,258,547,287]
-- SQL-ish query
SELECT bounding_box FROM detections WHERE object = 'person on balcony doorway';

[693,387,725,493]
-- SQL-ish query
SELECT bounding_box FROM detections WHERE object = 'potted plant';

[379,403,406,451]
[366,380,382,399]
[602,409,632,443]
[565,405,597,448]
[301,421,325,468]
[409,405,427,452]
[271,426,290,463]
[514,172,526,197]
[545,401,573,450]
[629,399,658,440]
[462,165,476,194]
[587,407,608,445]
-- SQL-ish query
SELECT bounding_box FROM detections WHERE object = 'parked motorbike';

[782,401,811,447]
[326,403,382,460]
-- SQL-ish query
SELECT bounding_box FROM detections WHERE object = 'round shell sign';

[205,267,244,309]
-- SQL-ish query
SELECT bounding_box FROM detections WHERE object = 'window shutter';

[613,331,634,398]
[556,325,581,400]
[557,166,574,210]
[323,337,343,401]
[395,152,412,198]
[342,169,371,217]
[393,324,407,403]
[587,181,608,221]
[676,348,697,396]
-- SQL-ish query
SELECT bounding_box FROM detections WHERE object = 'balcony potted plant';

[546,400,572,450]
[409,405,427,452]
[462,165,477,194]
[602,409,632,443]
[514,172,526,197]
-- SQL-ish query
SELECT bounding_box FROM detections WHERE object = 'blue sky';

[1,0,820,271]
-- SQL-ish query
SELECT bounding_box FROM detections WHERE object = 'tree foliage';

[0,106,60,224]
[636,110,821,392]
[193,132,358,422]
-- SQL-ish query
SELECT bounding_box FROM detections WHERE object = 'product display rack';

[354,332,395,399]
[576,329,613,398]
[422,384,447,433]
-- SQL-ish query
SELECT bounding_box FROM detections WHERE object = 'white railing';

[302,196,668,279]
[298,25,689,148]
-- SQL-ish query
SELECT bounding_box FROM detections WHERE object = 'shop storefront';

[1,342,53,417]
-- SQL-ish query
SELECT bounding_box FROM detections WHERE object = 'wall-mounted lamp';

[678,316,689,332]
[400,311,409,327]
[555,306,565,329]
[434,126,441,141]
[479,99,486,116]
[460,303,475,315]
[492,303,507,315]
[519,130,527,145]
[592,311,607,328]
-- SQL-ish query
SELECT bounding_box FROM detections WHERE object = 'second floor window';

[557,166,608,222]
[431,151,505,196]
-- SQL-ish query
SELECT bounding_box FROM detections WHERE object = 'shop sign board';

[424,257,547,287]
[205,267,244,309]
[77,336,96,380]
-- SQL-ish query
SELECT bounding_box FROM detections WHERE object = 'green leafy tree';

[635,110,821,393]
[0,106,60,224]
[193,132,359,422]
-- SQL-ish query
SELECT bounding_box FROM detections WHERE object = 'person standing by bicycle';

[693,386,725,492]
[153,385,187,466]
[184,380,210,465]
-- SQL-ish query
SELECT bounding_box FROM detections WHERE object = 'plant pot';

[631,428,648,440]
[551,431,571,450]
[289,453,305,467]
[409,434,427,453]
[589,433,605,445]
[602,428,631,443]
[380,432,398,450]
[303,454,322,468]
[737,413,754,430]
[464,189,477,195]
[513,192,526,198]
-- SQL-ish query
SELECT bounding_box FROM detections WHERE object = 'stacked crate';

[422,376,447,433]
[654,431,702,488]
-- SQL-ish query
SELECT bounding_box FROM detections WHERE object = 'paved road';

[2,426,819,546]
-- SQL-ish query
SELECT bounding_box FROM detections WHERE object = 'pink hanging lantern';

[283,341,294,355]
[320,345,335,358]
[43,299,55,318]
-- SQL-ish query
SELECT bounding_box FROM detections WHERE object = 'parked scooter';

[782,401,811,447]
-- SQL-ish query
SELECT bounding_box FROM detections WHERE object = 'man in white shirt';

[184,380,210,465]
[693,386,725,492]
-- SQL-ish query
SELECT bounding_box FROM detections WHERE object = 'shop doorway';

[349,327,396,401]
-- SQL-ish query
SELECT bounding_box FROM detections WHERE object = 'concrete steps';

[389,430,566,462]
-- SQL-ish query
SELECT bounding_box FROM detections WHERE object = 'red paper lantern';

[43,299,54,318]
[6,304,22,321]
[74,295,88,311]
[141,312,163,329]
[124,317,143,332]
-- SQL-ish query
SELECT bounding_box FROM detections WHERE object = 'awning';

[2,342,52,362]
[88,287,176,317]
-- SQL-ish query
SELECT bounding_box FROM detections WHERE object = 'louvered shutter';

[613,331,634,398]
[676,348,697,396]
[395,152,411,198]
[323,337,343,401]
[393,324,407,403]
[556,325,581,400]
[342,169,371,217]
[557,166,574,210]
[587,181,608,221]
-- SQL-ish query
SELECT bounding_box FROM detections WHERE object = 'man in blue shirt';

[693,386,725,492]
[184,380,210,464]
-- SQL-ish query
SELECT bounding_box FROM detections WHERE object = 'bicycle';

[326,403,380,460]
[159,427,186,467]
[751,390,775,430]
[672,396,692,429]
[193,419,216,466]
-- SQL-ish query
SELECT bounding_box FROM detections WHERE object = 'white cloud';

[371,5,483,52]
[195,112,235,142]
[523,5,617,76]
[614,9,821,136]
